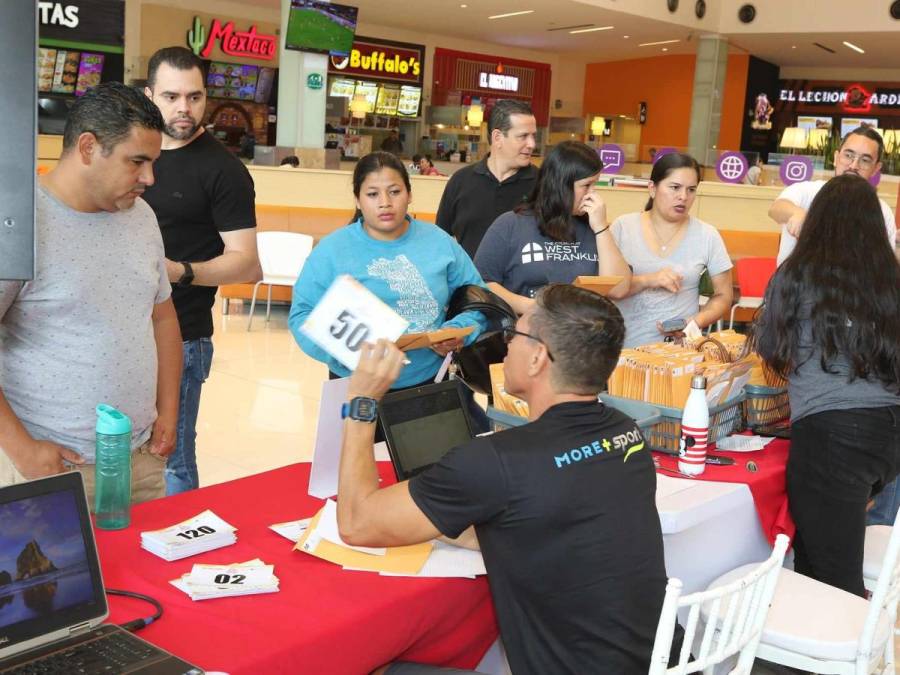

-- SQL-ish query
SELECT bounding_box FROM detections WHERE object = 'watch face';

[348,396,378,422]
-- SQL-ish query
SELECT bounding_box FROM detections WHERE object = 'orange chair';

[729,257,777,328]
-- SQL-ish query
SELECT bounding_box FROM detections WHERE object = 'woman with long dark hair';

[610,152,733,347]
[288,152,486,389]
[474,140,631,315]
[750,173,900,597]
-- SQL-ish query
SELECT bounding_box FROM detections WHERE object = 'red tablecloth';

[654,437,796,545]
[94,463,498,675]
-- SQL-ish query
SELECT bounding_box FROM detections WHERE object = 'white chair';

[649,533,789,674]
[247,231,313,330]
[863,525,892,593]
[706,508,900,674]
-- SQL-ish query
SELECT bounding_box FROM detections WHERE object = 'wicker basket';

[743,384,790,427]
[486,395,662,435]
[601,392,746,454]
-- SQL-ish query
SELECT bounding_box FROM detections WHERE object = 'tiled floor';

[198,297,898,674]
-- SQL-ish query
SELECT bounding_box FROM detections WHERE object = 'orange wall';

[583,54,750,159]
[719,54,750,152]
[584,55,695,160]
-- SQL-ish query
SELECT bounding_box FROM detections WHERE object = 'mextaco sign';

[187,16,277,61]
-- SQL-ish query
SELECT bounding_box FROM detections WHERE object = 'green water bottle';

[94,404,132,530]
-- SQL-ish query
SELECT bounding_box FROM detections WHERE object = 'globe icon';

[719,155,746,180]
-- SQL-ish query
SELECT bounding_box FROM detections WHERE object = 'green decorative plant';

[187,16,206,56]
[882,128,899,176]
[821,131,841,171]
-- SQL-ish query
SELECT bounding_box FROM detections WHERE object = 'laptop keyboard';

[3,630,158,674]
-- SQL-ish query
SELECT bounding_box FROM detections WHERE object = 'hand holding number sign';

[301,276,409,370]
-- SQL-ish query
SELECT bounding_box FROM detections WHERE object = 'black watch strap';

[177,261,194,287]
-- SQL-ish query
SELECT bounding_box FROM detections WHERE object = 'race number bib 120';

[300,275,409,370]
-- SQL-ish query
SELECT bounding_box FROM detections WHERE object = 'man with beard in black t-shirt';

[142,47,261,495]
[336,284,667,674]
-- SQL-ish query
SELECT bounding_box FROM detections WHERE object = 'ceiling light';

[791,45,797,49]
[842,41,865,54]
[623,35,630,39]
[460,3,467,6]
[639,39,680,47]
[569,25,614,34]
[488,10,534,19]
[662,48,668,51]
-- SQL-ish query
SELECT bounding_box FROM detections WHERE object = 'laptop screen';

[379,380,475,480]
[0,472,106,656]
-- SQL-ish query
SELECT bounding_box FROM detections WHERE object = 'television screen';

[207,62,258,100]
[38,48,57,92]
[330,78,356,98]
[75,53,105,96]
[840,117,878,139]
[397,86,421,117]
[254,67,276,104]
[797,115,832,132]
[354,81,377,113]
[375,85,400,115]
[285,0,358,56]
[51,50,80,95]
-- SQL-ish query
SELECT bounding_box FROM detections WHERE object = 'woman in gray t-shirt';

[610,153,733,348]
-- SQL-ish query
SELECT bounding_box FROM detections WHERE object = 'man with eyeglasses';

[770,126,896,265]
[335,284,667,674]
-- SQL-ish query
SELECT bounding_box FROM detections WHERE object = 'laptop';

[0,472,202,674]
[379,379,477,480]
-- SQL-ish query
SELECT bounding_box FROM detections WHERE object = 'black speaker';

[667,0,679,12]
[738,4,757,23]
[891,0,900,20]
[695,0,707,18]
[0,1,36,280]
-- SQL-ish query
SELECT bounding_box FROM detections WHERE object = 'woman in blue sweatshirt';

[288,151,487,390]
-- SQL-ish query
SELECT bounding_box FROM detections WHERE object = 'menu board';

[254,67,276,104]
[375,86,400,115]
[330,78,356,98]
[75,53,105,96]
[51,50,81,94]
[354,81,378,113]
[38,48,57,92]
[797,115,832,131]
[207,62,259,101]
[840,117,878,138]
[397,85,422,117]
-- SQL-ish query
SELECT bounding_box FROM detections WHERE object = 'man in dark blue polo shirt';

[436,100,539,259]
[336,284,667,674]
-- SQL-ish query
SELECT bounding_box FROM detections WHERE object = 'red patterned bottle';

[678,375,709,476]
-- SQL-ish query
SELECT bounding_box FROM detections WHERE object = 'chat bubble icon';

[599,148,622,168]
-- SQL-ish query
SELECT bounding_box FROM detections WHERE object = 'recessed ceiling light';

[791,45,797,49]
[623,35,630,39]
[639,39,680,47]
[460,3,467,6]
[569,25,614,34]
[842,41,865,54]
[662,47,668,51]
[488,10,534,19]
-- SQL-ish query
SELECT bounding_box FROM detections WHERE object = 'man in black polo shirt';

[436,100,538,259]
[142,47,262,495]
[337,284,667,674]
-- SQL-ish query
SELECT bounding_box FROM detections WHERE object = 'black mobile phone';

[661,317,687,333]
[752,423,792,439]
[705,455,736,466]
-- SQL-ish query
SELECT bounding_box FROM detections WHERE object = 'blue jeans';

[868,475,900,526]
[166,338,214,495]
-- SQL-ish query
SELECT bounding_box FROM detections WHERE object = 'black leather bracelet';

[592,224,611,235]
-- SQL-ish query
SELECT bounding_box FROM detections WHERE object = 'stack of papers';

[140,510,237,561]
[715,434,776,452]
[293,500,486,578]
[269,517,311,542]
[171,559,279,601]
